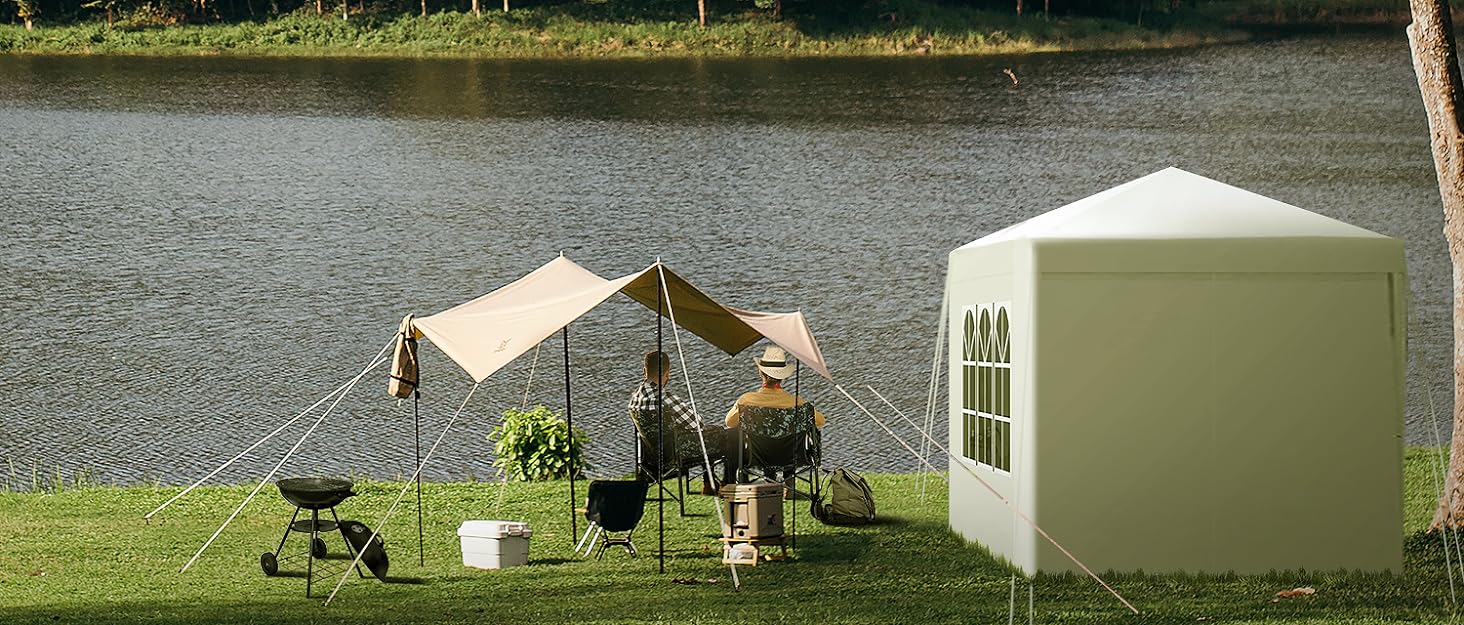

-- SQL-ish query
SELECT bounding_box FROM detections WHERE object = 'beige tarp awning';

[411,256,831,383]
[619,267,832,380]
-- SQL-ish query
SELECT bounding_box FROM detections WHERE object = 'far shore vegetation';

[0,0,1414,59]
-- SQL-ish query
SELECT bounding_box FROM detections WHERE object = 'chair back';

[738,403,815,439]
[630,406,701,469]
[585,480,650,532]
[738,403,817,470]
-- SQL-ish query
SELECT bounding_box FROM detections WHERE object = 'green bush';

[490,405,589,482]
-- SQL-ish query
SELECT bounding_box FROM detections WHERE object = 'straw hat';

[754,346,796,380]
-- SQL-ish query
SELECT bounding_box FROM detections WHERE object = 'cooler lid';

[458,520,533,539]
[718,481,783,497]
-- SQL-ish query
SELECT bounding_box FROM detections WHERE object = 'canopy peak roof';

[960,167,1388,250]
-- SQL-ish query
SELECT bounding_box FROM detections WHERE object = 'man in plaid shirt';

[628,351,735,493]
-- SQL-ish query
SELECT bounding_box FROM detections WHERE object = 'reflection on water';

[0,35,1446,486]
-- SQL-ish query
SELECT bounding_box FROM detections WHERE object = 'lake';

[0,35,1447,487]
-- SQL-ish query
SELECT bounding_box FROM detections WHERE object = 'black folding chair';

[576,480,651,559]
[736,404,821,491]
[736,404,822,550]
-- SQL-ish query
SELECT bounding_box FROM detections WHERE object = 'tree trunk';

[420,0,425,16]
[24,17,33,30]
[697,0,705,27]
[1015,0,1022,16]
[315,0,322,15]
[1410,0,1464,532]
[502,0,507,12]
[472,0,478,16]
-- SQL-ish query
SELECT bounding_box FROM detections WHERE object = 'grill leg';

[306,509,319,597]
[275,507,301,558]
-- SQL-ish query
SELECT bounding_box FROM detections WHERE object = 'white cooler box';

[457,520,532,569]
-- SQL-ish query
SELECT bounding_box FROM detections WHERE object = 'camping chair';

[630,408,719,517]
[736,404,821,489]
[575,480,651,559]
[735,403,821,551]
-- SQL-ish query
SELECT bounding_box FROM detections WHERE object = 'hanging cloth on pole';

[389,314,420,398]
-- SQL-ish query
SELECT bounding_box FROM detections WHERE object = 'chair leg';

[789,476,796,551]
[583,526,604,557]
[678,470,687,517]
[575,522,598,555]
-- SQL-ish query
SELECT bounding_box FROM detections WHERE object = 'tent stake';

[564,325,577,547]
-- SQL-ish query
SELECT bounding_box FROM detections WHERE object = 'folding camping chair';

[575,480,651,559]
[630,408,719,517]
[735,403,821,550]
[736,403,821,497]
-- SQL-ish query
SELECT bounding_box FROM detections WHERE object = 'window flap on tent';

[618,263,833,381]
[411,256,638,383]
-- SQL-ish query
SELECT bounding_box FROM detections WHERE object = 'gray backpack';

[811,468,876,525]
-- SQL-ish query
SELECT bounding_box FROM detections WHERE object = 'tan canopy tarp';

[411,256,831,383]
[412,256,639,383]
[619,267,832,381]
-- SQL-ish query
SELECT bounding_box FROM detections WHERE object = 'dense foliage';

[490,405,589,482]
[0,0,1409,39]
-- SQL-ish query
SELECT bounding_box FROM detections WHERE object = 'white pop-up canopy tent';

[945,167,1406,574]
[152,254,831,601]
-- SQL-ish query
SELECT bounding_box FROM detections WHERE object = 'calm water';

[0,35,1448,487]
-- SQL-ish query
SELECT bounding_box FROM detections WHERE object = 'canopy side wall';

[946,241,1036,573]
[1032,269,1404,574]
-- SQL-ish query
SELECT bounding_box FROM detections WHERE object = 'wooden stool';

[720,535,788,566]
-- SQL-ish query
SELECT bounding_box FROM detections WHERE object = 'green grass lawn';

[0,448,1456,624]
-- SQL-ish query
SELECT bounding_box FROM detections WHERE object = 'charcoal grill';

[260,477,368,597]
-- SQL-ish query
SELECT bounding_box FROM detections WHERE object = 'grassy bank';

[0,0,1249,58]
[0,448,1456,624]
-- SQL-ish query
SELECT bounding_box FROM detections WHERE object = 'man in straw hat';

[725,346,826,484]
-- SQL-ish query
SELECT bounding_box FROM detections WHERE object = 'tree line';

[2,0,1197,34]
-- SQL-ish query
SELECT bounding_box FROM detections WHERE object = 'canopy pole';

[655,263,740,590]
[414,388,423,567]
[791,359,800,550]
[564,325,578,547]
[656,263,666,575]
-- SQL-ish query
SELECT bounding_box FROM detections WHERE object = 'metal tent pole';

[414,388,424,567]
[656,264,666,574]
[792,360,799,550]
[564,325,577,547]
